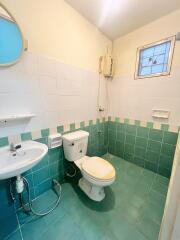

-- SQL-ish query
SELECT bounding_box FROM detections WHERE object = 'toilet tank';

[62,130,89,162]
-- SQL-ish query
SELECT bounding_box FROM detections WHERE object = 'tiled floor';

[7,154,169,240]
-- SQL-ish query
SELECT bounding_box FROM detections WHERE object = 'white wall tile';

[39,75,57,94]
[108,68,180,126]
[37,56,57,77]
[0,53,106,138]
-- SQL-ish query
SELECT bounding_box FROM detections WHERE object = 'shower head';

[175,32,180,41]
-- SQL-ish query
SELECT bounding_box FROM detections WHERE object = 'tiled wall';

[0,180,19,240]
[0,116,179,239]
[0,120,108,239]
[108,65,180,127]
[108,118,178,178]
[0,51,107,138]
[17,120,108,205]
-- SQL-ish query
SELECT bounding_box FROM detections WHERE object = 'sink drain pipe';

[15,175,62,217]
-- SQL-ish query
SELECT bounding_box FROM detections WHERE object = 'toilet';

[62,130,116,201]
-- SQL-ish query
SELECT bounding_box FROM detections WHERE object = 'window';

[135,36,175,79]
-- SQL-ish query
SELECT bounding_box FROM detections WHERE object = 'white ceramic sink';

[0,140,48,180]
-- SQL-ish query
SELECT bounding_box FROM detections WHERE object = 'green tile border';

[41,128,50,137]
[109,116,179,133]
[0,117,108,146]
[70,123,75,131]
[161,124,169,131]
[0,137,9,147]
[21,132,32,141]
[147,122,154,129]
[0,116,179,149]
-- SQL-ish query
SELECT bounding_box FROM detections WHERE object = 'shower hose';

[20,177,62,216]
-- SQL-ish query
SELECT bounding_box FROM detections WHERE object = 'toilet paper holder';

[48,133,62,149]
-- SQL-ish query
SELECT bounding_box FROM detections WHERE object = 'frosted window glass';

[138,40,172,77]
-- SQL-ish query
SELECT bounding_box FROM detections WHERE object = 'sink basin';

[0,140,48,180]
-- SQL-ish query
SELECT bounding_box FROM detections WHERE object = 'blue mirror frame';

[0,3,25,66]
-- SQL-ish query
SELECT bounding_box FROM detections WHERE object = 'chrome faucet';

[10,143,16,152]
[10,143,21,152]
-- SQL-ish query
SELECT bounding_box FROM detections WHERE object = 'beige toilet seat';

[82,157,115,181]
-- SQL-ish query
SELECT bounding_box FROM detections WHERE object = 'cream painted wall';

[109,10,180,126]
[1,0,111,72]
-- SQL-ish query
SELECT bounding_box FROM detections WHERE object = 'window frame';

[134,36,176,80]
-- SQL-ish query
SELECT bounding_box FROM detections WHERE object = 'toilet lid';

[82,157,115,180]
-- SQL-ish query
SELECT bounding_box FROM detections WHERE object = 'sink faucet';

[10,143,21,152]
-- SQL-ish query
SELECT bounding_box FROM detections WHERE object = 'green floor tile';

[16,154,167,240]
[136,215,160,240]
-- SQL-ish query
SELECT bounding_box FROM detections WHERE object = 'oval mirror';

[0,3,25,66]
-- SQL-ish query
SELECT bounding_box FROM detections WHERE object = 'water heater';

[99,54,114,78]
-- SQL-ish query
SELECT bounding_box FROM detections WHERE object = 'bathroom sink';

[0,141,48,180]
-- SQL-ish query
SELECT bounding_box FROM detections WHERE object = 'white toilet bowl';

[62,130,116,201]
[75,156,115,201]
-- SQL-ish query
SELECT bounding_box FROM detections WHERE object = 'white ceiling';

[65,0,180,40]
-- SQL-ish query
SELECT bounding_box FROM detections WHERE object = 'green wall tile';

[96,118,100,124]
[146,150,159,163]
[145,161,157,173]
[21,132,32,141]
[161,124,169,131]
[147,140,161,153]
[80,121,85,128]
[149,129,163,142]
[136,137,147,148]
[134,147,146,158]
[33,167,50,186]
[109,121,116,131]
[125,134,136,145]
[158,166,171,178]
[108,130,115,142]
[89,120,93,126]
[106,120,176,177]
[70,123,75,131]
[57,125,64,133]
[124,118,129,124]
[108,142,115,154]
[135,120,140,126]
[115,117,120,122]
[124,152,134,162]
[0,137,9,147]
[41,128,50,137]
[115,141,124,158]
[163,132,178,145]
[126,124,137,136]
[117,123,126,132]
[125,144,134,154]
[137,127,149,138]
[134,156,145,168]
[159,154,173,170]
[116,132,125,143]
[147,122,154,128]
[161,144,176,157]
